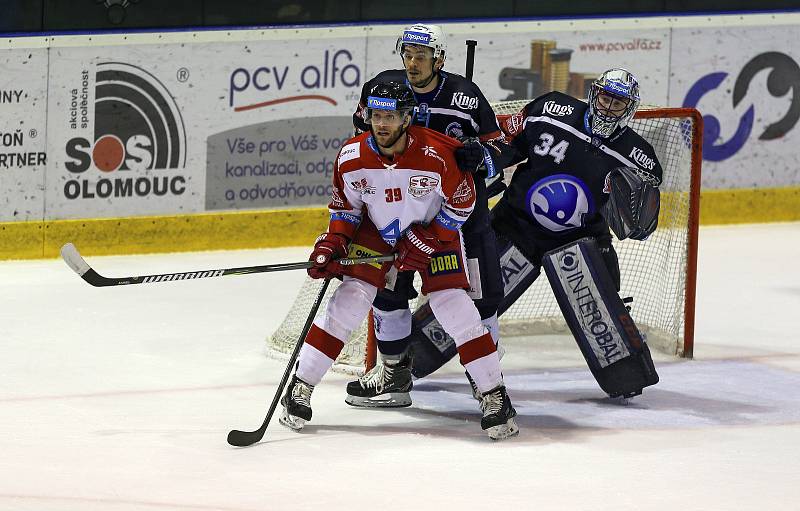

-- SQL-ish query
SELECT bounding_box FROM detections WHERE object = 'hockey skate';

[345,355,413,408]
[480,385,519,440]
[279,375,314,431]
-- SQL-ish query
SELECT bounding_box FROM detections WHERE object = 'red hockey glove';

[308,232,349,279]
[394,224,443,272]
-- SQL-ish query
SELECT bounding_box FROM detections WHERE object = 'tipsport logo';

[402,31,431,45]
[683,52,800,162]
[64,62,187,200]
[367,97,397,110]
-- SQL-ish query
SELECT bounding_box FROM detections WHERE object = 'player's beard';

[372,123,407,150]
[405,63,437,89]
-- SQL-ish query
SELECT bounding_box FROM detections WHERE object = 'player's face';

[370,110,409,148]
[595,91,631,119]
[401,45,438,87]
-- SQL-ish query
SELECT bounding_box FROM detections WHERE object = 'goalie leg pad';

[542,237,659,398]
[407,235,539,378]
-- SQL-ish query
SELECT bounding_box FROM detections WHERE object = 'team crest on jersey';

[331,188,345,207]
[338,142,360,165]
[503,112,525,137]
[451,178,473,204]
[350,177,376,195]
[408,175,439,198]
[526,174,594,232]
[445,122,464,139]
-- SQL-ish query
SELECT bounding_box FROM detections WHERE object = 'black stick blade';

[227,427,266,447]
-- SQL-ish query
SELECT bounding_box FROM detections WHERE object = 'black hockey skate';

[345,355,413,408]
[279,375,314,431]
[480,385,519,440]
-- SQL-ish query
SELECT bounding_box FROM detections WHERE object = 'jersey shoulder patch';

[338,142,361,166]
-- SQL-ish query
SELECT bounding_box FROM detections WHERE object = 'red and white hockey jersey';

[328,125,476,245]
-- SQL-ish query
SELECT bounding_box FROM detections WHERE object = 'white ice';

[1,223,799,510]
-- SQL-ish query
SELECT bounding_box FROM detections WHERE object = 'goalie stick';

[227,277,331,447]
[60,243,394,287]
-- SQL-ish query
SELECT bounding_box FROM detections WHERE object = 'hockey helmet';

[364,81,417,124]
[395,23,447,63]
[587,68,640,138]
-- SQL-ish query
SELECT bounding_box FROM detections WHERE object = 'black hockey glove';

[455,137,486,176]
[601,166,660,241]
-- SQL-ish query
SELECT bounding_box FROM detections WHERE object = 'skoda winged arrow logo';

[526,174,594,232]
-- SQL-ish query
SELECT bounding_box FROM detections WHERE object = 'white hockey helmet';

[587,68,641,138]
[395,23,447,63]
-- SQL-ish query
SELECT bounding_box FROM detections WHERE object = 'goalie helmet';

[587,68,640,138]
[395,23,447,63]
[364,81,417,123]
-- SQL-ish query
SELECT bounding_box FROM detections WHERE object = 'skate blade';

[345,392,412,408]
[278,409,306,431]
[487,418,519,441]
[610,395,635,406]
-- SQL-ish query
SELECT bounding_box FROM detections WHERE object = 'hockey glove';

[308,232,349,279]
[455,137,486,176]
[601,166,660,241]
[394,224,443,272]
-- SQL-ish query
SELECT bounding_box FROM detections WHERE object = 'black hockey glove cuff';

[455,137,486,176]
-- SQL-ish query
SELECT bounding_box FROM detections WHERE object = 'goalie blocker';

[409,237,658,398]
[541,237,658,398]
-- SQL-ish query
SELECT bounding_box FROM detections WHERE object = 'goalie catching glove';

[601,166,661,241]
[394,224,443,272]
[308,232,349,279]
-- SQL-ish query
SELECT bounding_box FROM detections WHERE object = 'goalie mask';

[365,82,417,148]
[587,68,640,138]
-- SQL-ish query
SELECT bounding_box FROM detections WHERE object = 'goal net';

[267,101,702,374]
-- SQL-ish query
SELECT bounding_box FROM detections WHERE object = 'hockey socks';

[296,324,345,386]
[456,332,503,393]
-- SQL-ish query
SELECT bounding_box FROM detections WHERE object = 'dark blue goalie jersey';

[494,91,663,247]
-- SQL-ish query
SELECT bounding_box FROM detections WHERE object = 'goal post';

[267,102,703,373]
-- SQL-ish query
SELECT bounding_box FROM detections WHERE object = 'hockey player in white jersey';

[347,23,510,407]
[279,82,518,440]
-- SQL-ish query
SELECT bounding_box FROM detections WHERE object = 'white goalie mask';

[587,68,641,138]
[395,23,447,63]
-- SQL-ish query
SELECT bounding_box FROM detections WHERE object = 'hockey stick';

[227,277,331,447]
[60,242,394,287]
[465,39,477,81]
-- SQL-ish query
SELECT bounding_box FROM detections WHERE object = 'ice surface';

[1,224,799,510]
